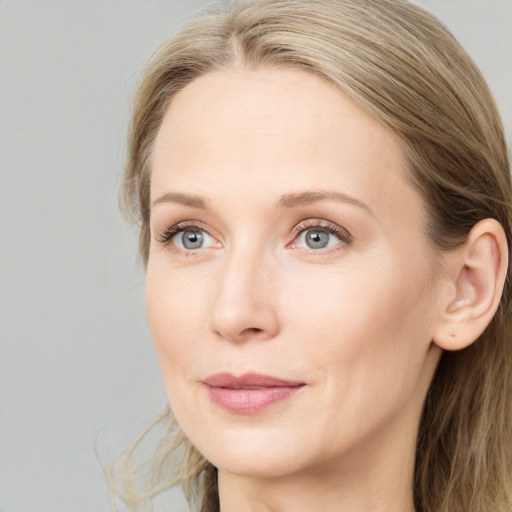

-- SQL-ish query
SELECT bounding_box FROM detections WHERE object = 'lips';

[203,372,305,414]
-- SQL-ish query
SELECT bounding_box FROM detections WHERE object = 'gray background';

[1,1,511,511]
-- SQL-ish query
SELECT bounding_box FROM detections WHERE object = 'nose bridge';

[208,239,279,341]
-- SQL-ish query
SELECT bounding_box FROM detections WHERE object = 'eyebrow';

[151,189,373,216]
[151,192,208,209]
[276,190,374,216]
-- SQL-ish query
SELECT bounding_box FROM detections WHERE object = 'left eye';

[173,229,215,250]
[295,227,344,250]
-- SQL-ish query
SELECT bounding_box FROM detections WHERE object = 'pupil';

[183,230,203,249]
[306,230,329,249]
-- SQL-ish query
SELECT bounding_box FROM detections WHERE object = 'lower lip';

[207,385,304,414]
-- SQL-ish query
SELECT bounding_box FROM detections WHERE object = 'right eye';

[172,228,215,250]
[156,222,218,255]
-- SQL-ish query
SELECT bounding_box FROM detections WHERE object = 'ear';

[433,218,508,351]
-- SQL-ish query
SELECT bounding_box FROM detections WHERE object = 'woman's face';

[147,67,444,479]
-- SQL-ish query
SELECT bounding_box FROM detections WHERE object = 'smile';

[203,372,306,414]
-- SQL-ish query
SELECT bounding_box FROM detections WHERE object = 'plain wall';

[1,1,511,511]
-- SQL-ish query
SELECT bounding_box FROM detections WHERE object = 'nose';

[207,250,280,343]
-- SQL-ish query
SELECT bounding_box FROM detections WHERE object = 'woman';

[110,0,512,511]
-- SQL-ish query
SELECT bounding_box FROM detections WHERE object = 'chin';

[210,449,305,479]
[184,422,318,479]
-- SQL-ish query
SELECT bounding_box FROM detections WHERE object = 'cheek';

[285,260,430,334]
[281,256,436,387]
[145,266,216,430]
[277,259,437,451]
[145,264,210,379]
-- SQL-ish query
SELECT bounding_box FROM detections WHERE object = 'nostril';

[243,327,264,335]
[212,326,263,339]
[233,327,271,342]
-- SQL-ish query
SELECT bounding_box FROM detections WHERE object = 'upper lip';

[204,372,305,389]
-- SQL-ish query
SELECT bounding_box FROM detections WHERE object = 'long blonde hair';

[111,1,512,511]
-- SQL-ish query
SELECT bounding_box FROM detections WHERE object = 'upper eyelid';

[156,220,210,244]
[165,220,209,233]
[292,219,336,230]
[290,219,353,238]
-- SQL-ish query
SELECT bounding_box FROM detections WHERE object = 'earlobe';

[433,218,508,351]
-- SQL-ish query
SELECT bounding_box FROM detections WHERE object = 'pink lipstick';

[204,372,305,414]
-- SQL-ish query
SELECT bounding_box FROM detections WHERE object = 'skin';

[146,67,447,512]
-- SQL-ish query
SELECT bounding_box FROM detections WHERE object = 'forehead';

[151,67,424,236]
[153,67,401,168]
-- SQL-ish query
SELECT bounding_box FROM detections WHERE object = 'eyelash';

[156,219,353,255]
[156,221,207,248]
